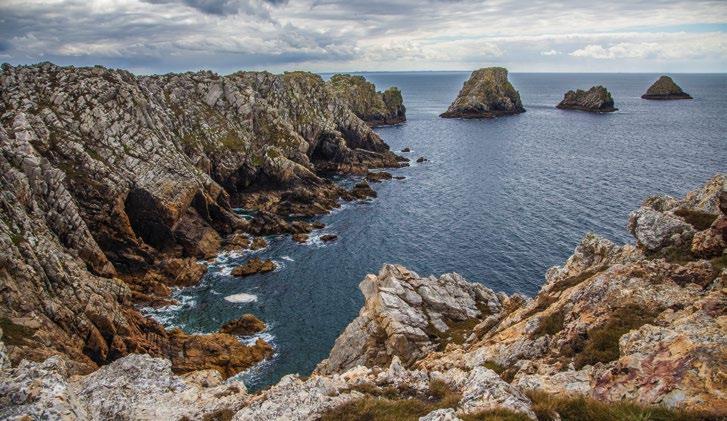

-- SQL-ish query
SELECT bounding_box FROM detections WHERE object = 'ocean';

[144,72,727,390]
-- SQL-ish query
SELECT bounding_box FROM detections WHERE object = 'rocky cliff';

[556,86,617,112]
[440,67,525,119]
[2,175,724,420]
[0,62,403,378]
[642,76,693,100]
[327,74,406,126]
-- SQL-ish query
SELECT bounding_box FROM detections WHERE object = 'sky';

[1,0,726,74]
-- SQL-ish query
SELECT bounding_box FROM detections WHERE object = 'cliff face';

[556,86,617,112]
[642,76,692,100]
[0,62,402,377]
[3,175,724,420]
[327,74,406,126]
[440,67,525,118]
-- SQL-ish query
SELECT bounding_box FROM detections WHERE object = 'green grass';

[527,390,722,421]
[674,209,718,231]
[320,379,461,421]
[572,304,659,369]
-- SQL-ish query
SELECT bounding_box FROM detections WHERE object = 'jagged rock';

[292,233,309,243]
[321,234,338,242]
[440,67,525,118]
[0,354,251,420]
[402,147,412,153]
[224,233,252,251]
[642,76,692,100]
[556,86,617,112]
[0,61,402,373]
[366,171,393,183]
[349,181,377,200]
[417,156,428,163]
[219,314,266,336]
[628,207,695,251]
[327,74,406,126]
[315,264,505,374]
[250,237,268,250]
[231,257,276,277]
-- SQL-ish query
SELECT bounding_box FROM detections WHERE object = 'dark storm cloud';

[140,0,286,16]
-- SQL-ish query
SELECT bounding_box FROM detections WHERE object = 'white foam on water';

[224,293,258,303]
[280,255,294,262]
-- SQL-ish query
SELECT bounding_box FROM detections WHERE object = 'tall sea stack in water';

[556,85,617,113]
[642,75,692,100]
[440,67,525,118]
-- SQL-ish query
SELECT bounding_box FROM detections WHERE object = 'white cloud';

[541,49,560,56]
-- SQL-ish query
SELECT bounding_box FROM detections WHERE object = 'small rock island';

[440,67,525,118]
[556,85,617,113]
[327,74,406,126]
[641,75,692,100]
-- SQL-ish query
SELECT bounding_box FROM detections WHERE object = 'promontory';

[440,67,525,118]
[556,85,617,112]
[642,75,693,100]
[327,74,406,126]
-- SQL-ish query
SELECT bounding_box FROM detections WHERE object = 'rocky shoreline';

[0,62,406,380]
[2,174,725,419]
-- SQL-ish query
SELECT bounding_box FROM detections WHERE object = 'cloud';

[0,0,725,72]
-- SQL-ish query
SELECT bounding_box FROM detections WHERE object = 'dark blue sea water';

[145,72,726,390]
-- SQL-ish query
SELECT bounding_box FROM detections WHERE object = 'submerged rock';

[417,156,428,163]
[231,257,276,277]
[219,314,266,336]
[642,76,692,100]
[556,86,617,112]
[320,234,338,242]
[349,181,377,200]
[328,74,406,126]
[440,67,525,118]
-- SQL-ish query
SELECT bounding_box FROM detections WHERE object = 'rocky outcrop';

[327,74,406,126]
[231,257,276,277]
[642,76,692,100]
[556,86,617,112]
[0,62,402,378]
[219,314,266,336]
[440,67,525,118]
[1,175,725,419]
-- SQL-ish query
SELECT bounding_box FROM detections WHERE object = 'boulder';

[219,314,266,336]
[556,86,617,112]
[231,257,276,277]
[642,76,692,100]
[440,67,525,118]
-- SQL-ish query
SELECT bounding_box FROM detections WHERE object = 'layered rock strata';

[0,62,402,377]
[556,86,617,112]
[642,76,693,100]
[3,175,723,419]
[327,74,406,126]
[440,67,525,118]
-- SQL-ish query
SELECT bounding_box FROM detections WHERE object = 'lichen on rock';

[440,67,525,118]
[556,85,617,112]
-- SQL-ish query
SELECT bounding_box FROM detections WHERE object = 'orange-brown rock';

[231,258,276,277]
[219,314,267,336]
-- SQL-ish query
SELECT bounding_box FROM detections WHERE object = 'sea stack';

[327,74,406,126]
[641,75,692,100]
[556,85,617,112]
[440,67,525,118]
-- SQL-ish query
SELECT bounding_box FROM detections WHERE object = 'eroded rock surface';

[556,86,617,112]
[0,62,402,378]
[440,67,525,118]
[327,74,406,126]
[642,75,693,100]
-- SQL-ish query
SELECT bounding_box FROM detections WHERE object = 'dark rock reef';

[440,67,525,118]
[556,85,617,112]
[327,74,406,126]
[0,62,403,378]
[642,75,692,100]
